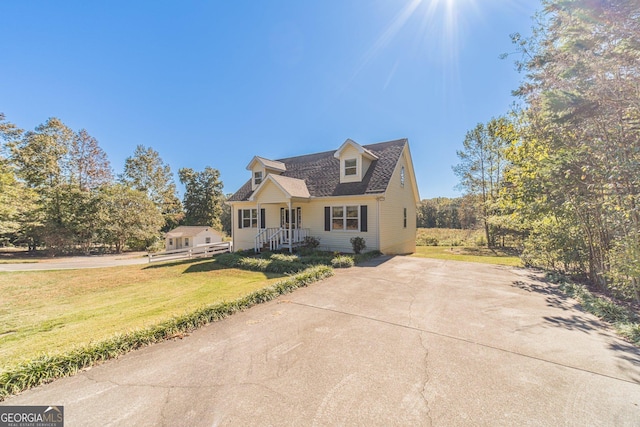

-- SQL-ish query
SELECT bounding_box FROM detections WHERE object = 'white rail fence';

[148,242,231,263]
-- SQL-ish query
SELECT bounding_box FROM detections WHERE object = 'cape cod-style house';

[228,138,420,254]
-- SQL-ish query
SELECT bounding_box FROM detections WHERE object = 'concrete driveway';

[3,256,640,426]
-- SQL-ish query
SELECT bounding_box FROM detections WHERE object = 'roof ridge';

[275,138,407,163]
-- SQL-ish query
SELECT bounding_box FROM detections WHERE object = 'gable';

[249,175,310,202]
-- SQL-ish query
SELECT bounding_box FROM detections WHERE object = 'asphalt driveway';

[3,256,640,425]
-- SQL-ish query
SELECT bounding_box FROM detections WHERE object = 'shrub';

[350,237,366,254]
[238,257,270,271]
[331,255,355,268]
[215,253,242,267]
[423,236,439,246]
[266,260,306,274]
[300,253,334,266]
[302,236,321,249]
[354,250,382,264]
[269,253,300,263]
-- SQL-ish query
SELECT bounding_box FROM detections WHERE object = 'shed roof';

[165,226,217,238]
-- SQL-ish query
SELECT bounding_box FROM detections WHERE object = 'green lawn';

[411,246,523,267]
[0,258,283,368]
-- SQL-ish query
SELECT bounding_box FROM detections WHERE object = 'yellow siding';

[378,145,418,254]
[339,145,363,183]
[232,143,419,254]
[231,196,380,253]
[304,197,379,253]
[254,180,288,204]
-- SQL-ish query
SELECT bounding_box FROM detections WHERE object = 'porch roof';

[249,174,310,201]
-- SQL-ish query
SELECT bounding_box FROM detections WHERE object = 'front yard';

[0,259,283,369]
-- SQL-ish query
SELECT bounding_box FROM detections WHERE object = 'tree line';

[453,0,640,300]
[0,115,230,253]
[416,196,478,230]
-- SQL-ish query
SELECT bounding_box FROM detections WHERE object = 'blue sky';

[1,0,538,199]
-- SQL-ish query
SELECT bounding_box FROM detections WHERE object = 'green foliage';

[121,145,183,231]
[178,166,224,230]
[453,117,514,247]
[214,253,242,267]
[97,184,164,253]
[350,236,366,254]
[302,235,321,249]
[500,0,640,298]
[417,196,478,229]
[331,255,355,268]
[300,253,334,265]
[0,265,333,400]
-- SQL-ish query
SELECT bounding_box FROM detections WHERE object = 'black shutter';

[360,205,368,232]
[324,207,331,231]
[260,209,266,229]
[238,209,243,229]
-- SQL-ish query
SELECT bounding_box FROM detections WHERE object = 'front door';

[281,207,301,229]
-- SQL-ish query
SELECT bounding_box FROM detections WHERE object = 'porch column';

[256,202,261,253]
[288,200,292,253]
[257,203,261,230]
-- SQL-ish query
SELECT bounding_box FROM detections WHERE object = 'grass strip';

[0,265,333,401]
[550,274,640,346]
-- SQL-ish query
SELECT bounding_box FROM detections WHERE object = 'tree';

[10,117,75,190]
[97,184,164,253]
[0,113,35,243]
[120,145,183,231]
[453,117,512,246]
[70,129,113,190]
[505,0,640,298]
[220,193,233,236]
[178,167,225,230]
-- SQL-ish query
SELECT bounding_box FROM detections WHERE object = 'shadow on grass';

[142,257,217,270]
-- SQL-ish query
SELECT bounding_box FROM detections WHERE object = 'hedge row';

[0,265,333,400]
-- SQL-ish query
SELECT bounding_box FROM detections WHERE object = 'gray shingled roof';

[229,139,407,202]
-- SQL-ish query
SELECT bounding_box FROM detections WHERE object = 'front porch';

[254,227,310,252]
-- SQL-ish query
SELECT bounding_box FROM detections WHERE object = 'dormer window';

[254,171,263,186]
[344,159,357,176]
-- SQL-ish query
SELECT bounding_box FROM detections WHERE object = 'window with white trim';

[205,237,211,244]
[344,159,357,176]
[242,209,258,228]
[400,166,405,188]
[254,171,263,186]
[332,205,359,231]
